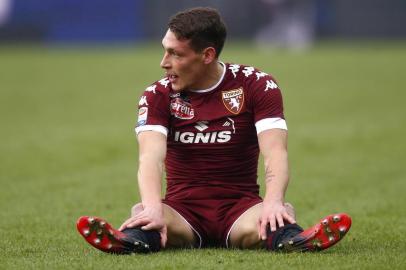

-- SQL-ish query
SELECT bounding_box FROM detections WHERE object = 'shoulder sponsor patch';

[137,107,148,126]
[222,87,244,114]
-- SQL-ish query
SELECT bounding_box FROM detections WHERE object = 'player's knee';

[130,203,143,217]
[284,202,296,220]
[231,223,262,249]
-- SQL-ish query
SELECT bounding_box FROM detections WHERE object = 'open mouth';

[168,74,178,83]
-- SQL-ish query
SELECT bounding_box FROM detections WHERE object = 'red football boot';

[76,216,152,254]
[271,213,352,252]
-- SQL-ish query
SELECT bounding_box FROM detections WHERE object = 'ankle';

[122,227,161,252]
[265,223,303,250]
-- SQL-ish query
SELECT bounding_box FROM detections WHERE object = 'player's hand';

[258,200,296,240]
[119,203,167,247]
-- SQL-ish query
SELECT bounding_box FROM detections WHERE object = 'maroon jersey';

[135,62,287,201]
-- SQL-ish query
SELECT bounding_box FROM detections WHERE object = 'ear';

[201,47,217,64]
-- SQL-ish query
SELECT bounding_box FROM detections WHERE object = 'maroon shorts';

[162,185,262,248]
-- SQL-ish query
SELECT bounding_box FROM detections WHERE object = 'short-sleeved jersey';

[135,62,287,200]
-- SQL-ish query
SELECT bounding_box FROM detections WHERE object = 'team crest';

[222,87,244,114]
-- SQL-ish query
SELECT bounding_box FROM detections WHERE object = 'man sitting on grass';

[77,7,351,254]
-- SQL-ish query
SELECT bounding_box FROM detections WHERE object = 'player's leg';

[228,203,352,252]
[76,215,160,254]
[77,203,197,254]
[228,202,295,248]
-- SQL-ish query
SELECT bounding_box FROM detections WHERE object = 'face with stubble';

[160,30,210,92]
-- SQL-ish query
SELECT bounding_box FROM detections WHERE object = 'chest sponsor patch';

[222,87,244,114]
[170,97,195,120]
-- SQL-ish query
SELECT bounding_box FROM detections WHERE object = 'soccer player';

[77,7,351,253]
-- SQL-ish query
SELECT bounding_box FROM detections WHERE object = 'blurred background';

[1,1,406,268]
[1,0,406,46]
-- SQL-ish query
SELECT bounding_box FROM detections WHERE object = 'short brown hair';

[168,7,227,57]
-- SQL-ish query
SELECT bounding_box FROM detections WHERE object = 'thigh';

[162,204,198,248]
[228,202,296,249]
[228,202,263,249]
[130,203,197,248]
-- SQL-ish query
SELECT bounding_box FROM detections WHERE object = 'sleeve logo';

[137,107,148,126]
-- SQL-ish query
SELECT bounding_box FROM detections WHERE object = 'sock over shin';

[121,227,161,252]
[265,223,304,251]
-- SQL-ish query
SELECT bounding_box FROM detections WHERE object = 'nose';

[160,52,170,69]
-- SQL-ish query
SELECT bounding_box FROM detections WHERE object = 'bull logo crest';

[222,87,244,114]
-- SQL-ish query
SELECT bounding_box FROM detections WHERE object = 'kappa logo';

[139,96,148,106]
[222,87,244,114]
[159,78,170,88]
[242,66,255,77]
[265,80,278,91]
[145,85,157,94]
[229,64,240,78]
[256,71,268,81]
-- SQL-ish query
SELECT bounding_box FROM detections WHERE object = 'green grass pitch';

[0,41,405,269]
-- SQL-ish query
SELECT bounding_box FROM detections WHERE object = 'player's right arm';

[119,80,171,247]
[137,131,166,211]
[119,130,167,246]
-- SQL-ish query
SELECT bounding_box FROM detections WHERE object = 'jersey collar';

[189,62,226,93]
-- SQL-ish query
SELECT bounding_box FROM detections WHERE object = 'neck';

[191,61,223,91]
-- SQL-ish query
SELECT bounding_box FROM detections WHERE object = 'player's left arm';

[257,128,296,240]
[244,67,296,239]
